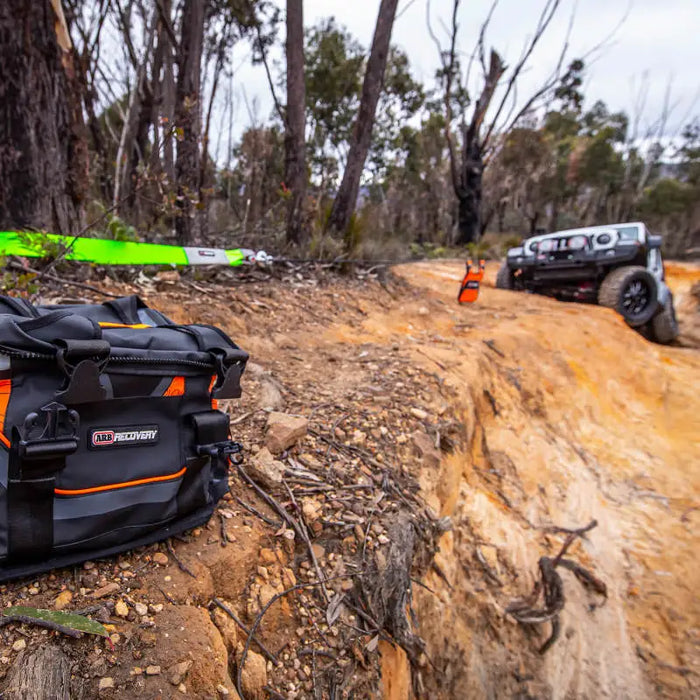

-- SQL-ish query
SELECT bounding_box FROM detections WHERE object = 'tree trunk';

[453,50,504,246]
[0,0,88,234]
[455,137,483,245]
[160,0,176,183]
[284,0,307,245]
[174,0,206,244]
[3,645,71,699]
[327,0,399,242]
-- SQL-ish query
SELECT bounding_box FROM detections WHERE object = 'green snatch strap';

[0,231,246,267]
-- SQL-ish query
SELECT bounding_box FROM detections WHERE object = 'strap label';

[89,425,159,449]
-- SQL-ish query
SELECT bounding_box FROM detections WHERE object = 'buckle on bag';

[55,340,110,403]
[196,439,243,464]
[209,348,248,400]
[18,402,79,461]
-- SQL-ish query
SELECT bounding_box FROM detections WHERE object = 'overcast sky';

[220,0,699,154]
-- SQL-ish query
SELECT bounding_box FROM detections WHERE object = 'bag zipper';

[0,347,215,370]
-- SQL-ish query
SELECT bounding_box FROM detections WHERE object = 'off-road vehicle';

[496,222,679,343]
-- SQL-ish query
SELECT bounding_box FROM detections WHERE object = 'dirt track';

[377,261,700,698]
[0,260,697,698]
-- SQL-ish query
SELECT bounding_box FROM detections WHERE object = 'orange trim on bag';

[0,379,11,448]
[209,374,219,409]
[54,466,187,496]
[98,322,151,329]
[163,376,185,396]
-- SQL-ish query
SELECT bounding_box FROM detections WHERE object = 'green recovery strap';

[0,231,247,267]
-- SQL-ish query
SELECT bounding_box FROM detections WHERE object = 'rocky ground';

[0,259,698,699]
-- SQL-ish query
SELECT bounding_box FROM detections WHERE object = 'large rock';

[211,603,239,653]
[235,646,267,700]
[265,412,308,454]
[247,447,285,489]
[411,431,441,469]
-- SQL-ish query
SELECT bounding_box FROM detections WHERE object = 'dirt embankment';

[373,261,700,698]
[0,260,697,698]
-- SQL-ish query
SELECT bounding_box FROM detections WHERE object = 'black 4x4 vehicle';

[497,222,679,344]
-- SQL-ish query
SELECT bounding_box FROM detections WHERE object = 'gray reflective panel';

[54,479,182,520]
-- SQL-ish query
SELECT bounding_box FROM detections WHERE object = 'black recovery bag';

[0,295,247,581]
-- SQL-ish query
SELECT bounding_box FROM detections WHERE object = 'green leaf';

[3,606,110,639]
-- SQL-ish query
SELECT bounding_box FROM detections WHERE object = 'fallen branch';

[506,519,606,654]
[210,598,278,665]
[166,540,196,578]
[7,260,122,298]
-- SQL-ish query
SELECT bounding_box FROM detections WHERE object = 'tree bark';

[455,138,484,245]
[174,0,206,244]
[284,0,307,245]
[453,50,505,245]
[3,645,71,699]
[327,0,399,242]
[0,0,88,234]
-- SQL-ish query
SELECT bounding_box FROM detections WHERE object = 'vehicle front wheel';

[598,266,658,327]
[496,262,515,290]
[650,294,679,344]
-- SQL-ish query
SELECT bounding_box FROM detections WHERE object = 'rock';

[98,677,115,690]
[134,603,148,617]
[212,607,238,653]
[259,548,277,565]
[352,430,366,445]
[217,683,230,696]
[237,646,267,700]
[301,498,322,524]
[178,684,187,694]
[378,534,390,545]
[145,665,161,676]
[248,447,285,488]
[114,600,129,618]
[53,590,73,610]
[12,639,26,652]
[92,582,120,599]
[411,431,441,469]
[149,603,164,614]
[265,412,308,454]
[311,543,325,560]
[259,377,285,411]
[28,586,39,595]
[168,660,193,686]
[153,552,169,566]
[155,270,180,283]
[410,407,429,421]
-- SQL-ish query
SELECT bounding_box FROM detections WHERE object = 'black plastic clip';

[18,402,79,463]
[55,339,110,403]
[210,348,248,400]
[196,439,243,465]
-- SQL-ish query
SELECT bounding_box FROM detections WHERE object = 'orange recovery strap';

[458,259,486,304]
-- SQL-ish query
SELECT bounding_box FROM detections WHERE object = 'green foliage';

[105,213,139,242]
[639,178,695,216]
[3,606,110,641]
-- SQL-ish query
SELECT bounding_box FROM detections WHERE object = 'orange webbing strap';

[0,378,10,447]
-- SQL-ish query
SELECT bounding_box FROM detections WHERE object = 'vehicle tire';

[650,294,679,344]
[496,262,515,290]
[598,266,658,327]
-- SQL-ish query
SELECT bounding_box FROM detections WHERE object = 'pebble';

[410,407,429,420]
[146,665,161,676]
[149,603,164,614]
[12,639,26,652]
[114,600,129,618]
[178,684,187,694]
[153,553,169,566]
[28,586,39,595]
[378,534,390,545]
[134,603,148,616]
[217,684,230,696]
[54,590,73,610]
[98,677,115,690]
[83,561,96,570]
